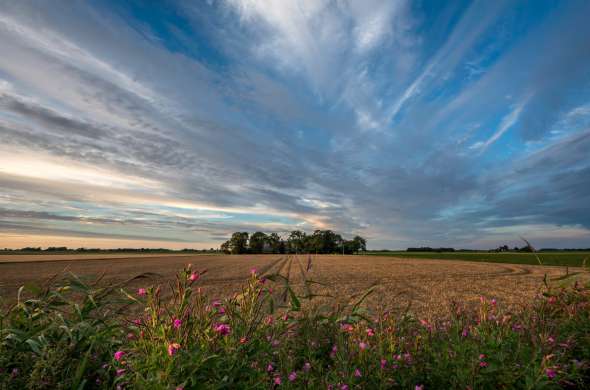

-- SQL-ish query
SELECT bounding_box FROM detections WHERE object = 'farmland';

[1,253,588,316]
[1,253,590,389]
[367,251,590,267]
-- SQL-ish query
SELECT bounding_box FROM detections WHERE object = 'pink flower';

[212,300,222,307]
[491,298,497,306]
[479,354,486,360]
[359,342,368,351]
[250,267,257,275]
[341,385,349,390]
[547,336,555,344]
[189,272,200,282]
[415,386,424,390]
[137,288,147,296]
[354,368,361,377]
[340,323,353,332]
[546,368,557,379]
[265,316,274,325]
[116,368,126,377]
[274,376,282,385]
[479,361,488,368]
[214,323,231,336]
[267,363,274,372]
[461,328,469,337]
[380,359,387,369]
[176,387,184,390]
[173,318,182,329]
[548,296,557,304]
[240,337,248,344]
[304,362,311,372]
[288,372,297,382]
[114,351,125,361]
[366,327,375,337]
[168,342,181,356]
[133,318,141,326]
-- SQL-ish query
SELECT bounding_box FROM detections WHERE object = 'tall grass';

[1,259,589,389]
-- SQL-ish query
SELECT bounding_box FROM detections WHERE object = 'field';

[2,253,590,388]
[367,251,590,267]
[1,253,588,317]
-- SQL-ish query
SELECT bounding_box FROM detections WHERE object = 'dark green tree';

[249,232,267,253]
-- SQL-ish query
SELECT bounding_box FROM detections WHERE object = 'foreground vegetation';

[368,251,590,267]
[1,260,589,389]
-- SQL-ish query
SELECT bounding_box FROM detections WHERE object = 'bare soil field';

[1,254,588,317]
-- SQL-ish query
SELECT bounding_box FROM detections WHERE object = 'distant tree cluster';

[490,244,534,253]
[220,230,367,255]
[1,247,220,253]
[407,247,456,252]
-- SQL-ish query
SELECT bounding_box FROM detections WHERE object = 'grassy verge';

[1,260,589,389]
[366,251,590,267]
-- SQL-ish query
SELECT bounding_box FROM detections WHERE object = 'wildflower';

[265,316,274,325]
[461,328,469,337]
[127,332,135,340]
[366,327,375,337]
[168,343,181,356]
[415,385,424,390]
[548,296,557,304]
[330,345,338,358]
[479,354,486,360]
[176,387,184,390]
[282,314,289,321]
[240,337,248,344]
[547,336,555,344]
[546,368,557,379]
[274,376,282,385]
[217,306,226,314]
[491,298,497,306]
[288,372,297,382]
[341,385,349,390]
[479,361,488,368]
[116,368,126,377]
[189,272,199,282]
[359,342,368,351]
[173,318,182,329]
[267,363,274,372]
[340,323,353,332]
[212,300,222,307]
[271,339,280,347]
[138,288,147,296]
[354,368,362,377]
[214,323,231,336]
[114,351,125,361]
[304,362,311,372]
[327,386,334,390]
[133,318,141,326]
[250,267,257,275]
[380,359,387,369]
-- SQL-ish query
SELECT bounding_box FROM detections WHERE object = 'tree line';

[220,230,367,255]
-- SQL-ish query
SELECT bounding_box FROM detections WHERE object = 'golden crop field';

[1,254,587,317]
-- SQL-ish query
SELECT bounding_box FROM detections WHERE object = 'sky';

[0,0,589,250]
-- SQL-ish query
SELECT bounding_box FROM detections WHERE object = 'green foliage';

[223,230,367,254]
[367,251,590,267]
[1,261,590,389]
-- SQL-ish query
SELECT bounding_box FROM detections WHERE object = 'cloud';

[0,1,589,249]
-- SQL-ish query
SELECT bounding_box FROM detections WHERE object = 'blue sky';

[0,0,589,249]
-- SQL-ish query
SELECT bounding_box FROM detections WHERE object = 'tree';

[266,233,284,254]
[228,232,249,254]
[249,232,267,253]
[352,236,367,253]
[287,230,306,253]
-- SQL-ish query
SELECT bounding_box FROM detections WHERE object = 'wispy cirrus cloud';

[0,0,589,249]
